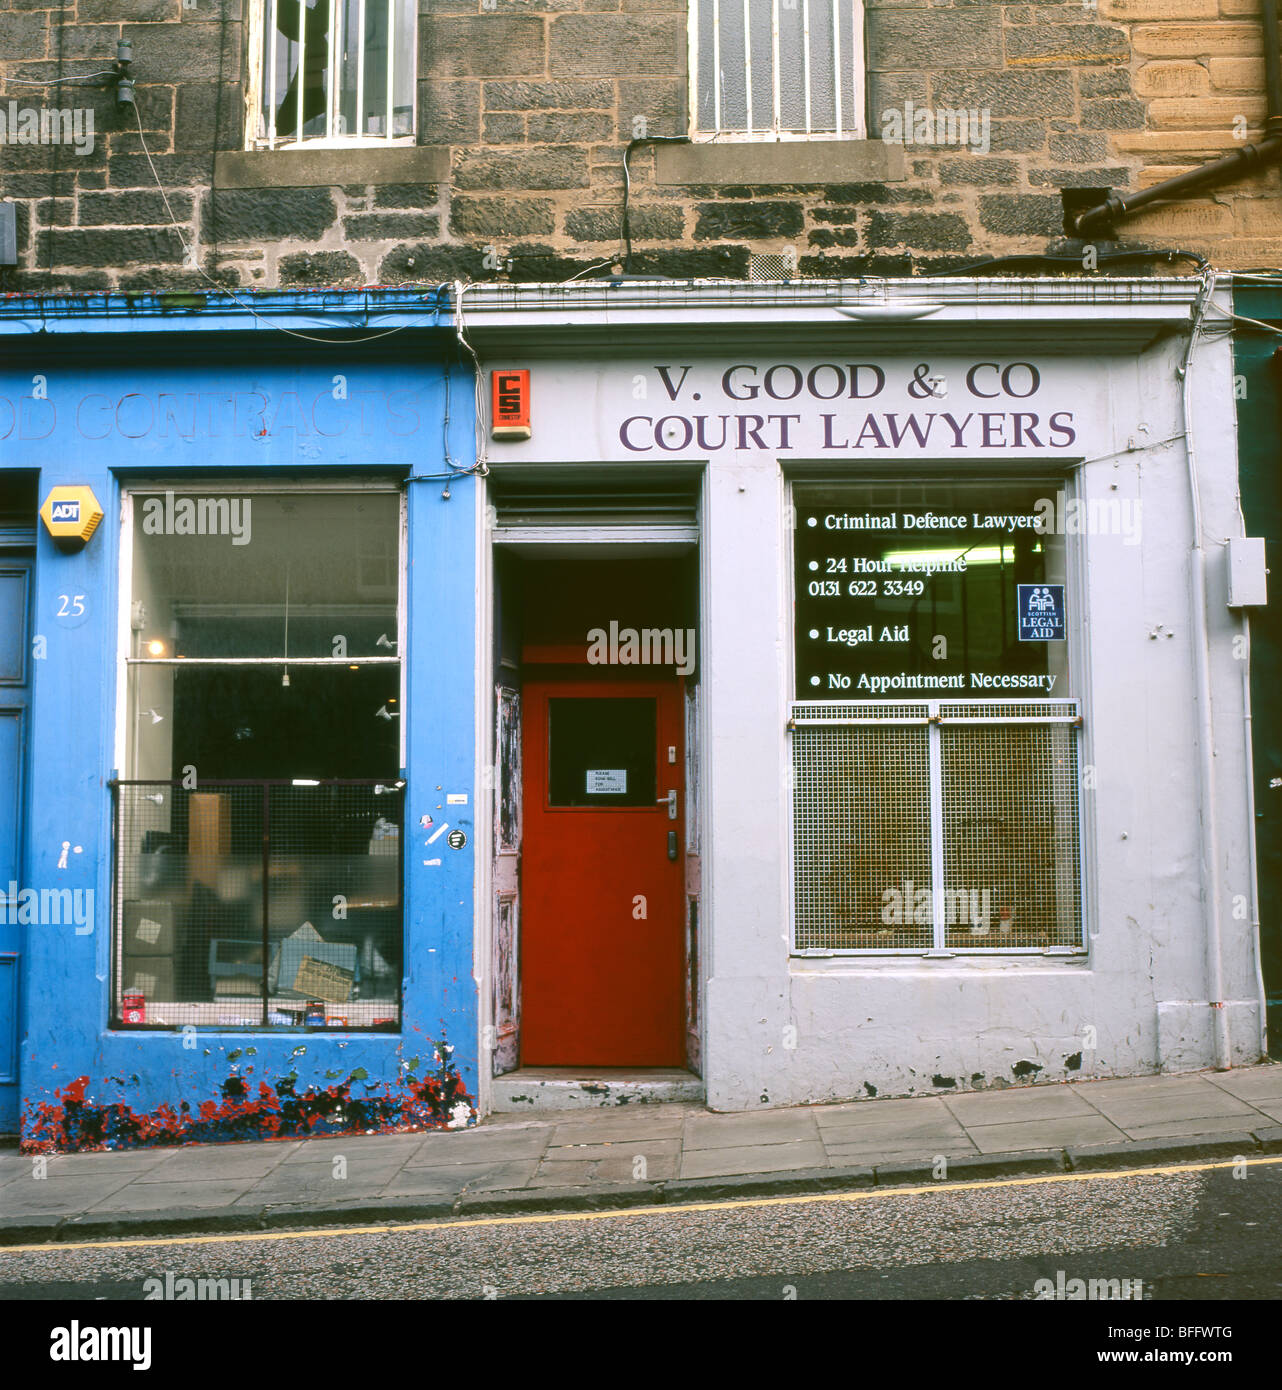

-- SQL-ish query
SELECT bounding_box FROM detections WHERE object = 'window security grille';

[256,0,415,149]
[691,0,864,138]
[112,780,403,1029]
[791,700,1083,952]
[749,252,798,280]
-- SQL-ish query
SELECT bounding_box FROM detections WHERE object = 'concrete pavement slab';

[1085,1090,1259,1127]
[1,1173,136,1214]
[943,1086,1101,1125]
[549,1110,689,1145]
[0,1157,36,1188]
[381,1158,540,1196]
[825,1136,979,1165]
[240,1157,409,1202]
[542,1138,680,1163]
[817,1111,971,1148]
[1204,1066,1282,1102]
[965,1115,1127,1153]
[684,1109,820,1150]
[136,1143,299,1180]
[37,1150,176,1177]
[90,1179,258,1213]
[1115,1114,1269,1142]
[679,1139,828,1179]
[528,1161,599,1187]
[275,1134,422,1161]
[274,1140,421,1172]
[405,1129,550,1166]
[1072,1073,1230,1100]
[595,1152,679,1182]
[813,1096,954,1127]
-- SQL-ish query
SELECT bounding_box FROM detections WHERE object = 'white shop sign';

[490,358,1111,462]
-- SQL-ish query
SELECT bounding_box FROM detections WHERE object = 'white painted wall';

[480,284,1264,1110]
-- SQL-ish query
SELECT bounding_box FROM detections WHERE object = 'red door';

[520,677,685,1066]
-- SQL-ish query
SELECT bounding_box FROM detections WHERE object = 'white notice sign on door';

[586,769,627,794]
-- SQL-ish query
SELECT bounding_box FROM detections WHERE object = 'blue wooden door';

[0,560,31,1133]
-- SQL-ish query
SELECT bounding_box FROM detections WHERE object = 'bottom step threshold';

[491,1067,704,1113]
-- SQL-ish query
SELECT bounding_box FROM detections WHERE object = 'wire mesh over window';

[940,722,1081,949]
[792,718,933,950]
[112,780,402,1029]
[791,700,1084,952]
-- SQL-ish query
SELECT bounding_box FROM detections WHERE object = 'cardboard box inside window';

[120,958,175,1000]
[122,900,177,957]
[188,792,231,889]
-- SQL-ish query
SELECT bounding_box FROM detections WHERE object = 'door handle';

[656,790,677,820]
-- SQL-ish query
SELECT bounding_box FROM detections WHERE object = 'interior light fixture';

[880,545,1015,568]
[145,638,166,657]
[835,304,943,322]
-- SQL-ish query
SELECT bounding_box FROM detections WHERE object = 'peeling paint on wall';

[20,1042,473,1154]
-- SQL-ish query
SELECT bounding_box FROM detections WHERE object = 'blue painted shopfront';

[0,290,481,1148]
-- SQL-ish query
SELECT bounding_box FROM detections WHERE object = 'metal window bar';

[267,3,279,145]
[261,0,411,148]
[742,0,753,133]
[386,0,395,143]
[712,0,722,131]
[790,699,1084,953]
[831,0,841,137]
[695,0,856,136]
[802,0,812,135]
[771,0,781,136]
[295,0,306,146]
[351,0,361,136]
[111,779,404,1030]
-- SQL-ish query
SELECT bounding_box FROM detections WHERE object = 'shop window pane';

[119,486,403,1029]
[114,781,403,1029]
[130,491,398,661]
[548,698,657,807]
[128,664,400,782]
[793,481,1069,701]
[261,0,415,145]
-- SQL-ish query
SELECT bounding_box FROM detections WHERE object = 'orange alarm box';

[491,369,531,440]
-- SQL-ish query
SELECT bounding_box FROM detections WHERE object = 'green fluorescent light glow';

[881,545,1015,567]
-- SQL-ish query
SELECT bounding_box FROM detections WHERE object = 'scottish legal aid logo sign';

[1017,584,1065,642]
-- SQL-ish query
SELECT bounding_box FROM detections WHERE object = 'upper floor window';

[250,0,416,150]
[690,0,865,140]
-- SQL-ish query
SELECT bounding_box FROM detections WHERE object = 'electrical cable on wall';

[131,101,450,345]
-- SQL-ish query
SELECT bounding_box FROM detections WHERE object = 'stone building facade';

[0,0,1276,294]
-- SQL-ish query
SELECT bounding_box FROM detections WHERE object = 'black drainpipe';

[1074,0,1282,236]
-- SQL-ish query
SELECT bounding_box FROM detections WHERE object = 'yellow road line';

[3,1153,1280,1256]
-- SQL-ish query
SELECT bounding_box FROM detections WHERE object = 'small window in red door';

[547,698,657,808]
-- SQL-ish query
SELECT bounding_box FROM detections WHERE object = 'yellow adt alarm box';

[40,485,104,551]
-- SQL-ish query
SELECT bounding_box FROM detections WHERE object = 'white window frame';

[687,0,866,142]
[782,473,1089,958]
[245,0,418,152]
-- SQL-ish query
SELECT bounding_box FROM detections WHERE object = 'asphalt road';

[2,1158,1280,1305]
